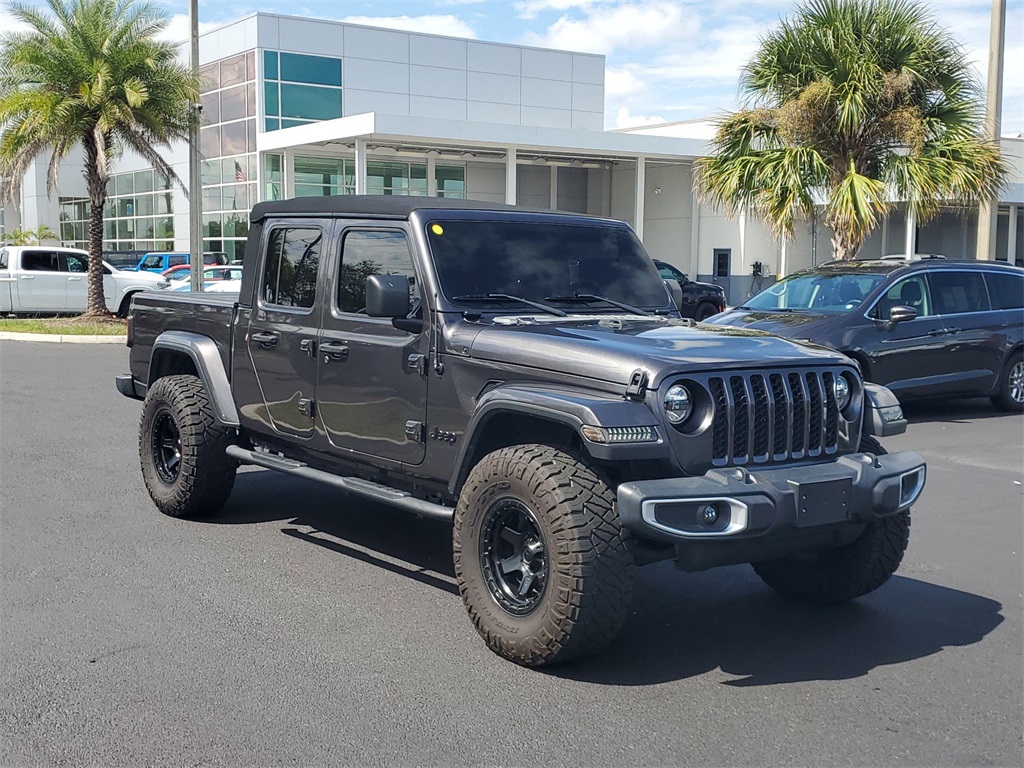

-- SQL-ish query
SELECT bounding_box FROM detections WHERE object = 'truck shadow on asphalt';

[901,397,1019,424]
[215,469,1004,688]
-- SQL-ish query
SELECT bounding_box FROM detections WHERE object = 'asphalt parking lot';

[1,340,1022,767]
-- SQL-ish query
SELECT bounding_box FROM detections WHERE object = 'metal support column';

[905,207,916,257]
[505,148,517,205]
[975,0,1005,261]
[187,0,203,292]
[355,138,368,195]
[1007,205,1018,263]
[634,155,646,240]
[549,164,558,210]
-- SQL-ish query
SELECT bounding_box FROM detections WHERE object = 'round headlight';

[834,374,851,411]
[665,384,693,425]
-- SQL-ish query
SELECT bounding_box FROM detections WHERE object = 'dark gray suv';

[709,260,1024,411]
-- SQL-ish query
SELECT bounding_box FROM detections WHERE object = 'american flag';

[235,160,247,182]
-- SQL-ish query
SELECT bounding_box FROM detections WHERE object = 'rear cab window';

[21,252,61,271]
[260,227,322,309]
[927,271,990,315]
[984,271,1024,310]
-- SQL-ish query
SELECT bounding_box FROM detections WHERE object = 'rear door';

[16,250,67,311]
[245,221,327,440]
[315,226,428,465]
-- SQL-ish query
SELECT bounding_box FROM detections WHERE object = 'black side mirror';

[885,305,917,330]
[663,279,683,309]
[366,274,411,318]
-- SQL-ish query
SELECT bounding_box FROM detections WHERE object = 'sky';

[3,0,1022,134]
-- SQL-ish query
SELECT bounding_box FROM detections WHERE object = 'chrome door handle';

[20,275,34,280]
[251,331,278,348]
[67,277,83,281]
[321,342,349,362]
[927,329,946,336]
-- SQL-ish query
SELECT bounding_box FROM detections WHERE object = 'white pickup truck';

[0,245,170,316]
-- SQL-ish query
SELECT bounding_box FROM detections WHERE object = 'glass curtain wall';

[263,52,343,131]
[266,154,466,200]
[200,52,259,261]
[59,169,175,252]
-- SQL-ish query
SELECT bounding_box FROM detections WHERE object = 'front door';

[17,250,67,311]
[62,251,89,312]
[861,275,950,397]
[316,226,428,465]
[246,222,326,439]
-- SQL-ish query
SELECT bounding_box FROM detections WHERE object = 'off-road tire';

[140,374,237,518]
[117,292,138,318]
[751,434,910,604]
[992,352,1024,412]
[693,301,718,321]
[453,445,635,666]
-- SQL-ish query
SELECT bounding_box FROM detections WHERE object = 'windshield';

[425,219,670,310]
[745,272,887,312]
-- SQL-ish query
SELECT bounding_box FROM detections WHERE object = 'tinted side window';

[261,227,321,308]
[21,252,60,271]
[63,253,88,272]
[0,250,7,269]
[985,272,1024,310]
[142,255,163,269]
[338,230,418,314]
[928,271,990,315]
[168,254,187,267]
[871,276,932,318]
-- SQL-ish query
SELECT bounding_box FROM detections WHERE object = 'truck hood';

[709,308,844,338]
[464,316,851,386]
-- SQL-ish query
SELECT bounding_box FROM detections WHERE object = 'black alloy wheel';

[151,409,182,484]
[480,499,548,615]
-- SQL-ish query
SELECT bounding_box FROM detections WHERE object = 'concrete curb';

[0,331,126,344]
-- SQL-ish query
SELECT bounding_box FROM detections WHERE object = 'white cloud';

[523,1,699,55]
[514,0,606,21]
[605,66,648,101]
[614,106,665,129]
[338,14,477,39]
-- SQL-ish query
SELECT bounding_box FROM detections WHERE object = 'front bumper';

[618,450,925,550]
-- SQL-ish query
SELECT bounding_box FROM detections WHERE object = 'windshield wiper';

[451,293,567,317]
[545,294,649,316]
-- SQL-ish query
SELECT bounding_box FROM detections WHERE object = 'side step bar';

[226,445,454,521]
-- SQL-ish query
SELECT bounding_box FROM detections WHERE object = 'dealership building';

[2,12,1022,299]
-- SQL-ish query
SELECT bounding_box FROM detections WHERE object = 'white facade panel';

[571,111,604,131]
[522,49,573,81]
[344,58,410,95]
[467,101,521,124]
[344,26,409,63]
[410,35,467,69]
[255,14,280,50]
[410,95,467,121]
[521,77,572,110]
[277,17,343,57]
[467,42,521,75]
[199,18,257,65]
[572,54,604,85]
[343,89,410,117]
[409,65,467,100]
[571,82,604,114]
[520,106,572,130]
[467,72,521,106]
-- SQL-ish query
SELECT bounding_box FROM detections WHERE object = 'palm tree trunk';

[831,228,864,261]
[82,134,110,317]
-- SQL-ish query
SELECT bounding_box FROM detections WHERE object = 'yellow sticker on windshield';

[431,224,444,235]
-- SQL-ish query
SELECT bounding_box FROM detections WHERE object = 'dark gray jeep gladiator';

[117,196,926,666]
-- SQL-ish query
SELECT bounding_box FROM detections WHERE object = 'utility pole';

[975,0,1005,261]
[188,0,203,291]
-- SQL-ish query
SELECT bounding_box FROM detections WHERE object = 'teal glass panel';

[264,82,279,116]
[281,118,311,129]
[264,50,278,80]
[266,117,280,131]
[279,53,341,86]
[280,84,342,121]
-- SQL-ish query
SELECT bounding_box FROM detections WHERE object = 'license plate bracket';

[789,476,853,527]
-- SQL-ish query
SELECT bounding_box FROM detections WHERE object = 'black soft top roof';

[250,195,584,222]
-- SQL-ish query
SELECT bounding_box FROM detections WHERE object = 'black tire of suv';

[751,435,910,604]
[693,302,718,321]
[139,374,237,518]
[992,352,1024,412]
[453,445,635,666]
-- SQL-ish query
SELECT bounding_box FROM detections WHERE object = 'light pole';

[975,0,1005,261]
[188,0,203,292]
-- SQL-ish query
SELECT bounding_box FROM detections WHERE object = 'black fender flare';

[149,330,240,427]
[449,384,669,494]
[862,383,906,438]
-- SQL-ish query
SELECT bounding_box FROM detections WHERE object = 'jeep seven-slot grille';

[709,370,840,465]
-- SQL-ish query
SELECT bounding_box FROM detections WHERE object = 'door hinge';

[406,353,427,375]
[625,369,648,400]
[405,420,425,443]
[298,398,315,418]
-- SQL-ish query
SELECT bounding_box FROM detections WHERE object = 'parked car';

[162,265,243,287]
[135,251,228,273]
[117,196,926,667]
[878,253,947,261]
[102,249,148,270]
[0,245,169,316]
[653,259,727,320]
[709,260,1024,411]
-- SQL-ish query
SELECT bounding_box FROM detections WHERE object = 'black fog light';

[701,504,719,525]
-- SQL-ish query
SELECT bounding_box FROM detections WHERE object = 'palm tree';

[695,0,1006,261]
[0,0,198,315]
